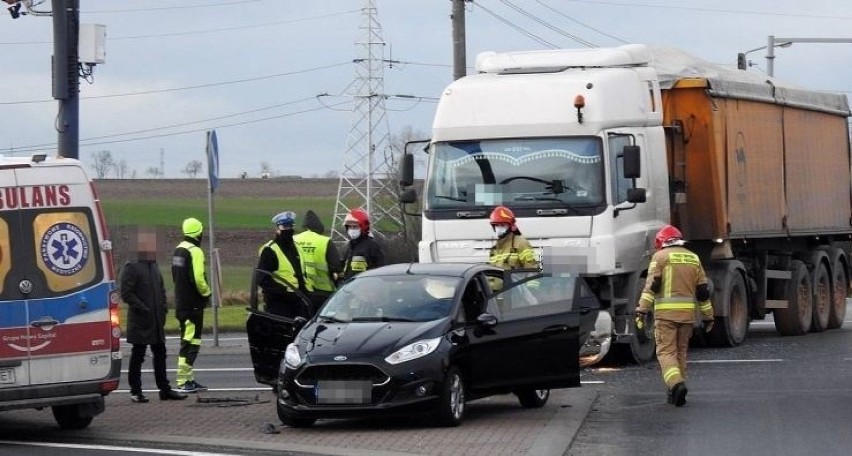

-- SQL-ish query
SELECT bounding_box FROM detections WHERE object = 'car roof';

[355,262,501,280]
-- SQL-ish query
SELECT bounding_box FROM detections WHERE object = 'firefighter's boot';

[671,382,688,407]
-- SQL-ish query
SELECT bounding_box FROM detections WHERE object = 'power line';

[1,9,361,45]
[0,62,350,105]
[496,0,597,47]
[1,100,351,154]
[82,0,261,14]
[561,0,852,21]
[532,0,629,44]
[473,1,559,49]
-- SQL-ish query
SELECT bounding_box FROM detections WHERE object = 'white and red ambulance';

[0,155,121,429]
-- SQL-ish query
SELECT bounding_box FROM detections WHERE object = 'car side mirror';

[476,313,498,328]
[293,316,308,330]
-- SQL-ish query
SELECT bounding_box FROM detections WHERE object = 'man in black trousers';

[120,227,187,403]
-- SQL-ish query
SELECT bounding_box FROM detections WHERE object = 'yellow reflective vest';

[258,241,302,292]
[294,230,335,292]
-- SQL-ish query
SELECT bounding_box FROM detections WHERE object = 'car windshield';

[319,275,460,323]
[426,137,604,210]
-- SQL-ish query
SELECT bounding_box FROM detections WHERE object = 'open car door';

[469,270,600,391]
[246,269,311,386]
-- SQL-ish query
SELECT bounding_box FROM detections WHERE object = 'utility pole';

[51,0,80,159]
[451,0,467,80]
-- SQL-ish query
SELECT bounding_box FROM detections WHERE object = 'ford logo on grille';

[333,355,347,361]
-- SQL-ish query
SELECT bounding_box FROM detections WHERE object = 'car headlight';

[284,343,303,368]
[384,337,441,365]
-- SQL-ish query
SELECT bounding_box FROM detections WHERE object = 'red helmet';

[489,206,516,230]
[344,208,370,232]
[654,224,683,250]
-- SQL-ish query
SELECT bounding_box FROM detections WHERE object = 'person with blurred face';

[257,211,309,318]
[340,208,385,281]
[121,228,187,403]
[172,217,211,393]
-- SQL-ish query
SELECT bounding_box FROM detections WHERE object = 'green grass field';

[102,197,338,229]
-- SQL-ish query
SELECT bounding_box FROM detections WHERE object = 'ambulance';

[0,154,121,429]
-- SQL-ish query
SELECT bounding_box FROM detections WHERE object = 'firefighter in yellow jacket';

[487,206,539,271]
[636,225,714,407]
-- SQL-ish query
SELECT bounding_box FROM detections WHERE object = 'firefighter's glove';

[634,312,646,331]
[703,319,714,333]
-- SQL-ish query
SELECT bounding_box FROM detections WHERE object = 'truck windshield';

[426,137,604,211]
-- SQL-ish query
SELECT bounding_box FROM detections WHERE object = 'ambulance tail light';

[100,379,119,393]
[109,290,121,351]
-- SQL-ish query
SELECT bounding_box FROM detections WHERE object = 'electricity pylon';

[331,0,403,243]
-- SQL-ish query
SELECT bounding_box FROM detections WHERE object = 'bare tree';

[182,160,203,178]
[389,125,428,179]
[145,166,160,178]
[323,169,339,178]
[116,159,128,179]
[90,150,115,179]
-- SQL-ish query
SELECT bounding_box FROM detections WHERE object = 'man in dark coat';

[120,228,187,403]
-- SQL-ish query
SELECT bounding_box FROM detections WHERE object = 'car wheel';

[277,402,315,428]
[51,404,93,430]
[432,366,465,427]
[515,389,550,408]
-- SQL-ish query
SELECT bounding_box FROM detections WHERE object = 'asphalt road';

[2,305,851,456]
[568,313,852,456]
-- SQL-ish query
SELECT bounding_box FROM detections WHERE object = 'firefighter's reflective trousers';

[654,319,693,389]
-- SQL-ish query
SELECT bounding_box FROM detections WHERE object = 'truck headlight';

[385,337,441,365]
[284,343,303,368]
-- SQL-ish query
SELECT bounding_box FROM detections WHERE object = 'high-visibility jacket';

[172,238,211,313]
[258,241,303,292]
[294,230,335,292]
[488,233,539,271]
[638,245,713,323]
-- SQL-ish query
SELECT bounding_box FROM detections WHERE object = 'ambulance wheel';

[52,404,94,430]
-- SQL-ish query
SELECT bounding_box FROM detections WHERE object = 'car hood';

[298,318,449,361]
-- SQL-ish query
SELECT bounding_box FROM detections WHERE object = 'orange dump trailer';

[658,72,851,344]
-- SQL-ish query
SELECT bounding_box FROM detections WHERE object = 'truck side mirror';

[623,145,641,179]
[400,153,414,187]
[626,188,646,203]
[399,187,417,204]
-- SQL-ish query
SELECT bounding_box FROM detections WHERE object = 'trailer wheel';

[774,260,812,336]
[709,270,749,347]
[827,252,848,329]
[809,261,831,332]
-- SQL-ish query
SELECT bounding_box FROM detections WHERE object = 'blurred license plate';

[0,368,15,384]
[316,380,371,404]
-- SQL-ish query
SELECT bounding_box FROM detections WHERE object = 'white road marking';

[689,359,784,364]
[122,367,254,374]
[581,380,605,384]
[117,387,271,393]
[0,441,238,455]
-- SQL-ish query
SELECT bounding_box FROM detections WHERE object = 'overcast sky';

[1,0,850,179]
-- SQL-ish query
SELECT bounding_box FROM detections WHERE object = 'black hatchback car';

[246,262,599,428]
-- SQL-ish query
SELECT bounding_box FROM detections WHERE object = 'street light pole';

[765,36,852,77]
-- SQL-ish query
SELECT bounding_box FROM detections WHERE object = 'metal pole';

[52,0,80,159]
[452,0,467,80]
[208,174,218,347]
[766,35,775,77]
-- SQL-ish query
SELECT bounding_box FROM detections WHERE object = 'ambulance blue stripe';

[0,282,112,326]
